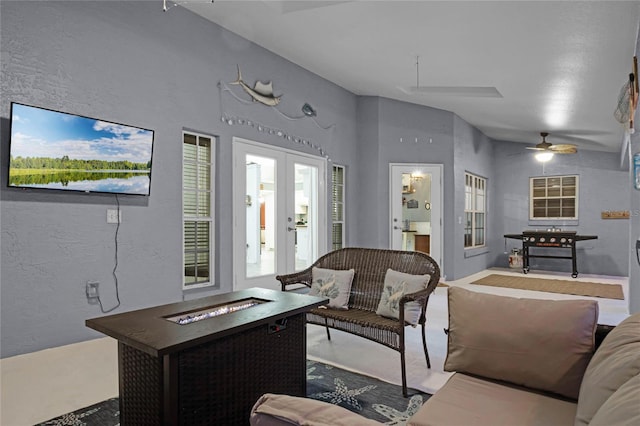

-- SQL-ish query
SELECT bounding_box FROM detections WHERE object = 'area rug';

[307,359,429,424]
[36,360,430,426]
[471,274,624,300]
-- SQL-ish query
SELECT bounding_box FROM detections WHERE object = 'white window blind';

[530,175,578,220]
[332,165,345,250]
[183,131,215,288]
[464,172,486,248]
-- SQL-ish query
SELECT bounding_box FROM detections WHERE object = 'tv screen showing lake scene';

[8,103,154,196]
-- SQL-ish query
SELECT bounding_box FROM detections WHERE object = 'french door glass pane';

[246,155,276,278]
[294,163,317,271]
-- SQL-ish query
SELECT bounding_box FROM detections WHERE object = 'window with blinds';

[332,165,345,250]
[530,175,578,220]
[464,172,486,249]
[183,131,214,288]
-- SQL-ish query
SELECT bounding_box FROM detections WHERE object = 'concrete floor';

[0,267,629,425]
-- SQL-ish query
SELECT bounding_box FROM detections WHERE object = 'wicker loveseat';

[276,247,441,397]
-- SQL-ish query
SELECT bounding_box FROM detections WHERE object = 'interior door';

[389,163,443,271]
[233,138,326,290]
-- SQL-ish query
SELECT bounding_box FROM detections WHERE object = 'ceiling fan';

[526,132,577,154]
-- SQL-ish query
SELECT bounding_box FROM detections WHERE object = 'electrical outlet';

[86,281,99,304]
[106,209,121,224]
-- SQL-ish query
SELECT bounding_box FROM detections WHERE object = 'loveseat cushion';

[444,287,598,399]
[309,267,355,309]
[250,393,381,426]
[574,312,640,426]
[375,269,430,325]
[408,373,578,426]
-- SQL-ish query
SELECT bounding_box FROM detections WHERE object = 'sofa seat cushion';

[407,373,577,426]
[574,312,640,426]
[250,393,382,426]
[444,287,598,399]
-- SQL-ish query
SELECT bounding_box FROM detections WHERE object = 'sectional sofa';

[250,287,640,425]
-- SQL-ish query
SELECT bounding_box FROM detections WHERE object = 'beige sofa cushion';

[588,374,640,426]
[408,373,577,426]
[574,312,640,426]
[444,287,598,399]
[250,393,381,426]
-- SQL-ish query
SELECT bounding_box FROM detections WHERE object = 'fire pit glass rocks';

[165,298,266,325]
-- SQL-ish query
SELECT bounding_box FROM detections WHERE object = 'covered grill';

[504,230,598,278]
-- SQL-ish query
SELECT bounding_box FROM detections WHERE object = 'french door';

[389,163,443,271]
[233,138,327,290]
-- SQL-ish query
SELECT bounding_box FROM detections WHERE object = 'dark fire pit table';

[504,231,598,278]
[86,287,327,425]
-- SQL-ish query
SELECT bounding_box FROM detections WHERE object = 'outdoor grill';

[504,230,598,278]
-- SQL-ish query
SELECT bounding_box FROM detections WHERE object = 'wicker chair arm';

[399,287,433,305]
[275,269,313,291]
[399,287,435,326]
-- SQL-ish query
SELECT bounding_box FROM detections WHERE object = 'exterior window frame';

[182,130,215,290]
[464,172,486,249]
[332,164,346,250]
[529,175,579,220]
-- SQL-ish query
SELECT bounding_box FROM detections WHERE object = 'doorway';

[233,138,327,290]
[389,163,443,271]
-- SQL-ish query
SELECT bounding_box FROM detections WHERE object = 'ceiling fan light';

[535,152,554,162]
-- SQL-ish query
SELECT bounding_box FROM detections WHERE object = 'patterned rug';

[306,359,429,424]
[36,360,430,426]
[471,273,624,299]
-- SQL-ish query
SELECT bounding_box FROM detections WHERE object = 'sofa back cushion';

[574,312,640,426]
[444,287,598,400]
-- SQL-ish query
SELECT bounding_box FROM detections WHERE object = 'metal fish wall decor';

[230,65,282,106]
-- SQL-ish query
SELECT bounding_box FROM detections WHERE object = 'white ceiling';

[184,1,640,153]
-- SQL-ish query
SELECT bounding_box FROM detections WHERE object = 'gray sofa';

[250,287,640,426]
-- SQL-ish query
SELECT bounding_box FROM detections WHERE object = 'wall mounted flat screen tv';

[8,102,154,196]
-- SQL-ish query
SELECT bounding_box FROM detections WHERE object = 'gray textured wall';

[374,98,455,277]
[0,1,634,359]
[0,1,359,358]
[492,140,629,276]
[451,116,495,279]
